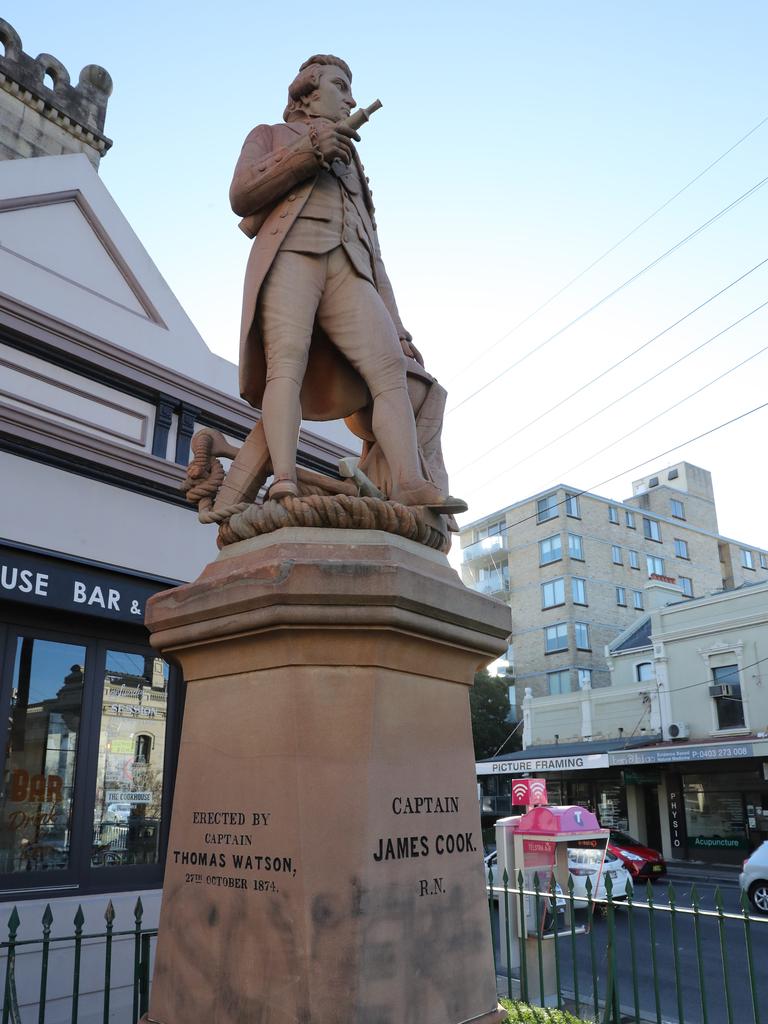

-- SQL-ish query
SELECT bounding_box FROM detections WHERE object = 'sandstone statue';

[184,55,465,550]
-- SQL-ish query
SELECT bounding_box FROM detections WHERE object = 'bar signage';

[0,545,173,624]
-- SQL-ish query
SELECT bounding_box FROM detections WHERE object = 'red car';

[609,830,667,882]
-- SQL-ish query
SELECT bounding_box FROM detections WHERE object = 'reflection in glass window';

[92,651,169,868]
[0,638,86,873]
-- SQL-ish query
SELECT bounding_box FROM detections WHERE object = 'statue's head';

[284,54,355,123]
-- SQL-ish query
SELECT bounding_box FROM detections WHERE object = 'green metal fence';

[1,898,156,1024]
[488,868,767,1024]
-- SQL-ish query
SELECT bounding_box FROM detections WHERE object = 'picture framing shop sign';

[476,753,610,775]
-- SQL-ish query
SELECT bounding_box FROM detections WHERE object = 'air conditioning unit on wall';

[665,721,690,740]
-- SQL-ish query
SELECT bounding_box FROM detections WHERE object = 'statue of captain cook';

[229,54,464,513]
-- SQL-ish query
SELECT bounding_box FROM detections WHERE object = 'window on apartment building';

[616,586,627,606]
[741,549,755,570]
[545,623,568,653]
[572,577,587,604]
[636,662,654,682]
[611,545,623,565]
[674,538,690,559]
[548,670,571,695]
[625,510,636,529]
[647,554,665,577]
[539,534,562,565]
[761,553,768,570]
[577,668,592,689]
[643,518,662,542]
[574,622,590,650]
[565,493,581,518]
[568,534,584,560]
[608,506,619,524]
[476,520,504,541]
[628,550,640,570]
[632,590,644,610]
[679,576,693,597]
[670,499,685,519]
[710,665,745,730]
[537,493,559,523]
[542,578,566,608]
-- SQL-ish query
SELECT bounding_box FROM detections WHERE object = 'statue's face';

[304,65,355,121]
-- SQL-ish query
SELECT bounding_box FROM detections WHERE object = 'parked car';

[484,847,632,906]
[608,830,667,882]
[569,847,633,902]
[740,842,768,913]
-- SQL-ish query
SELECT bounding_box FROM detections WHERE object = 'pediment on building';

[0,188,164,325]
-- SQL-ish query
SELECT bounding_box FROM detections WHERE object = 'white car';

[568,847,633,902]
[484,846,632,906]
[739,842,768,913]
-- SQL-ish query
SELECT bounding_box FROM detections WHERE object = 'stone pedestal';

[141,529,510,1024]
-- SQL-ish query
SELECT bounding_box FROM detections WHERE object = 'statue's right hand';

[311,119,360,165]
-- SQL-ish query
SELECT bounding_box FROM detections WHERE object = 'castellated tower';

[0,17,112,167]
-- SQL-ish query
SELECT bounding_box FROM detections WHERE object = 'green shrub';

[499,999,595,1023]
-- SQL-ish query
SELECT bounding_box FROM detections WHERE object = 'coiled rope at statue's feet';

[207,493,450,553]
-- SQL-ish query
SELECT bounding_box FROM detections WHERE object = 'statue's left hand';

[399,332,424,366]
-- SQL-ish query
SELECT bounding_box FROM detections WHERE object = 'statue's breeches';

[259,248,407,397]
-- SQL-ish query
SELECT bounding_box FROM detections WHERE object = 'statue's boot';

[391,479,468,515]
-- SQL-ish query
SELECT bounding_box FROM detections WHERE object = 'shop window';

[683,775,750,858]
[0,625,178,896]
[0,637,86,874]
[93,651,170,869]
[710,665,745,730]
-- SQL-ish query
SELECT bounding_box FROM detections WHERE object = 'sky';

[9,2,768,546]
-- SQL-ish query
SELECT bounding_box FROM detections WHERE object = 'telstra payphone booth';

[495,804,610,1005]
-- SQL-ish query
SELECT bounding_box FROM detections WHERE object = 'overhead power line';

[453,257,768,477]
[447,113,768,387]
[465,298,768,496]
[466,397,768,535]
[448,171,768,415]
[556,313,768,479]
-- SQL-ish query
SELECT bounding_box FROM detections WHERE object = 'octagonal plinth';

[141,529,509,1024]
